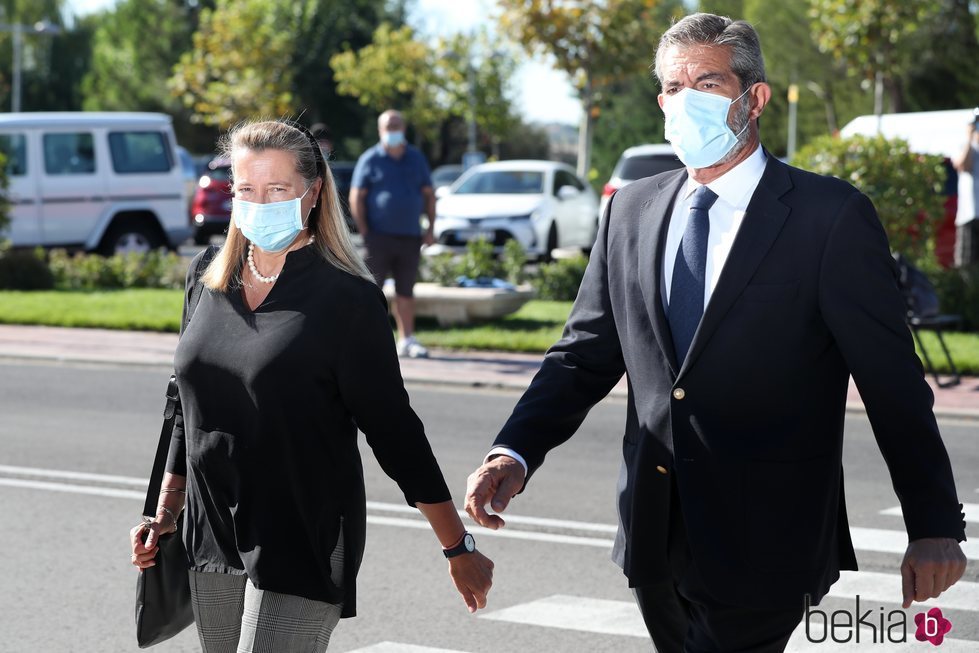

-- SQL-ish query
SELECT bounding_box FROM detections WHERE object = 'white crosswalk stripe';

[480,595,648,638]
[849,527,979,560]
[345,643,471,653]
[880,503,979,524]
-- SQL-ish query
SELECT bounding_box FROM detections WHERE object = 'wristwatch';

[443,532,476,558]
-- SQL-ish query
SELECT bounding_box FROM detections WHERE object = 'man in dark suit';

[464,12,967,652]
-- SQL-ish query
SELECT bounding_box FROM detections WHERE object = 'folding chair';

[893,254,961,388]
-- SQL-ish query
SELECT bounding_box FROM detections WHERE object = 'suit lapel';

[638,170,687,376]
[678,155,794,377]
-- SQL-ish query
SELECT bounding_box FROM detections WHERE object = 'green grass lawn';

[2,290,978,375]
[0,289,184,332]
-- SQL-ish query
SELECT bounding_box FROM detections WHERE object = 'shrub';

[0,247,55,290]
[532,254,589,300]
[930,264,979,331]
[500,239,528,285]
[457,236,499,279]
[423,252,459,286]
[47,249,187,290]
[792,134,945,265]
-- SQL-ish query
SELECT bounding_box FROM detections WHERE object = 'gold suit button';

[673,388,686,400]
[656,465,669,475]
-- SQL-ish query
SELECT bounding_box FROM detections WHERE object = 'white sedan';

[431,160,600,259]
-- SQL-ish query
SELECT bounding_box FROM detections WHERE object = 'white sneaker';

[397,336,429,359]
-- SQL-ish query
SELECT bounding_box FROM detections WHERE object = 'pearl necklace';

[247,237,314,284]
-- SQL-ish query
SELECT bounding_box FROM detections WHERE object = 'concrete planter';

[383,282,536,326]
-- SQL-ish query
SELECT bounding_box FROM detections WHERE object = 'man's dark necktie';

[668,185,718,364]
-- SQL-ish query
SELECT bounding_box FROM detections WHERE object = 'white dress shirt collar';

[681,144,768,211]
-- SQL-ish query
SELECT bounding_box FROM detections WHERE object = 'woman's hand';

[129,518,172,569]
[447,550,494,613]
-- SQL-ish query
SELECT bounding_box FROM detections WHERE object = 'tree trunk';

[576,80,593,179]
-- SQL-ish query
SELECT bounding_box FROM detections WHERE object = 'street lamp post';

[0,20,62,112]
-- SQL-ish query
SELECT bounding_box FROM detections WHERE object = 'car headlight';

[509,213,532,221]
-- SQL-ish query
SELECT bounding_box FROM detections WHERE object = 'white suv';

[0,112,191,254]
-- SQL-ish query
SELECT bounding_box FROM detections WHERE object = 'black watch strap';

[443,532,476,558]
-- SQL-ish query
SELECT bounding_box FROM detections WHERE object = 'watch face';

[464,533,475,552]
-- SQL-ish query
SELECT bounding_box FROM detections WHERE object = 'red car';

[190,158,232,245]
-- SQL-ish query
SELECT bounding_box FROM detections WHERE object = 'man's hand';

[447,550,495,613]
[465,455,525,530]
[900,537,967,608]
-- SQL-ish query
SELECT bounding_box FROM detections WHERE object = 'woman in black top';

[130,120,494,651]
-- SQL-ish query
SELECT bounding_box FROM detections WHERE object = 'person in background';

[310,122,333,160]
[349,109,436,359]
[953,113,979,267]
[130,119,493,653]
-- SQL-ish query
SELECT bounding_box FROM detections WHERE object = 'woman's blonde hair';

[200,119,372,291]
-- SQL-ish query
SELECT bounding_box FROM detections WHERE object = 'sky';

[65,0,583,125]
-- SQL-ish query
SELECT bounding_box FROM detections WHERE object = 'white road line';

[366,500,617,534]
[0,464,147,486]
[6,465,979,557]
[850,527,979,561]
[367,516,614,548]
[480,594,648,638]
[828,570,979,612]
[0,478,145,500]
[880,503,979,524]
[345,643,471,653]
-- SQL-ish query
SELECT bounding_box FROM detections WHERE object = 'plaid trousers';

[188,529,345,653]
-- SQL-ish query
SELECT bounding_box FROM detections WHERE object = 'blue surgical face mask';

[233,186,311,253]
[381,130,406,148]
[663,86,750,169]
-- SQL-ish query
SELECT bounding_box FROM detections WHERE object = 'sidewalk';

[2,323,978,420]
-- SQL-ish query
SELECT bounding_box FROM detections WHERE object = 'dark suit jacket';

[494,154,965,609]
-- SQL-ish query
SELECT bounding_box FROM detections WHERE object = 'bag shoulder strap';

[142,246,217,517]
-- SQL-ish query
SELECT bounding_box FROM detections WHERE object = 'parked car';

[190,158,232,245]
[0,112,191,254]
[432,164,464,196]
[600,143,684,219]
[432,160,599,258]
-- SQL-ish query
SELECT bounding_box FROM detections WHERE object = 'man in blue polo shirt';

[350,109,436,358]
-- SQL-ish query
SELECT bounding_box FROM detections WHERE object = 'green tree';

[901,0,979,112]
[331,23,446,146]
[743,0,867,156]
[590,74,667,188]
[497,0,677,177]
[0,0,78,112]
[807,0,942,116]
[169,0,295,129]
[82,0,217,150]
[331,24,518,158]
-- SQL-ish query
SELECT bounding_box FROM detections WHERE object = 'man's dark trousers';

[633,481,804,652]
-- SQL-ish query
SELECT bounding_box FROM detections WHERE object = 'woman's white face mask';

[232,186,312,253]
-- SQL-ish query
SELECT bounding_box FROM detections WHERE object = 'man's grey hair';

[654,13,766,91]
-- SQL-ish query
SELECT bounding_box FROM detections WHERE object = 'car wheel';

[99,221,163,256]
[193,230,211,246]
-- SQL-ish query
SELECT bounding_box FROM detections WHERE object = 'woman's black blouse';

[165,245,451,617]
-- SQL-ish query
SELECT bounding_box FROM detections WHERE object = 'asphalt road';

[1,360,977,652]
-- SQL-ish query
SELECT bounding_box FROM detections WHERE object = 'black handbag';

[134,375,194,647]
[135,247,214,647]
